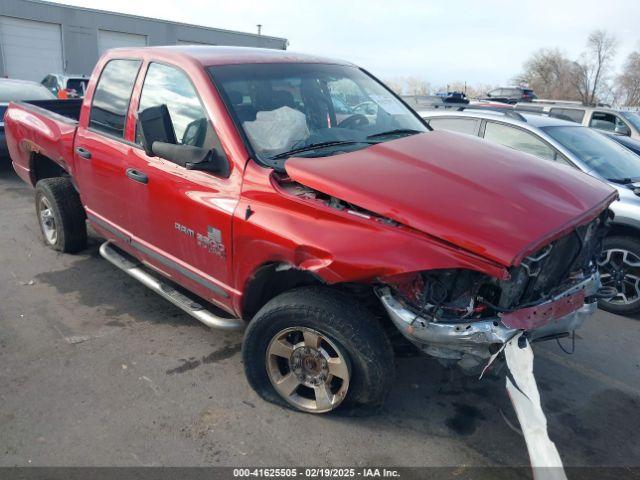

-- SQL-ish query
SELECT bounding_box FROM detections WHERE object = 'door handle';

[126,168,148,184]
[75,147,92,159]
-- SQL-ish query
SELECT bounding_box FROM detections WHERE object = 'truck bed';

[4,99,83,185]
[18,98,82,123]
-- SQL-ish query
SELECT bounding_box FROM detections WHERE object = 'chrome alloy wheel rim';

[38,196,57,245]
[598,248,640,305]
[266,327,350,413]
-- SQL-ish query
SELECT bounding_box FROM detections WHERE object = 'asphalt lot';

[1,160,639,471]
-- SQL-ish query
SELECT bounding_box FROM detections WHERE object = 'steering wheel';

[337,114,369,129]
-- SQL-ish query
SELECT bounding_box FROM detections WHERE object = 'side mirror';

[151,142,230,178]
[138,105,177,156]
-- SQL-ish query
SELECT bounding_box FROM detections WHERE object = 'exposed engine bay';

[377,209,612,373]
[387,210,608,322]
[275,173,612,373]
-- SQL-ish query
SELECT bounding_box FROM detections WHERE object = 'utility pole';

[257,24,262,35]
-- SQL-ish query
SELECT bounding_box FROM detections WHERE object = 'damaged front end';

[376,210,612,373]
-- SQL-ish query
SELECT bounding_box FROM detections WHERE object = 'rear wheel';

[35,177,87,253]
[242,287,395,414]
[597,236,640,315]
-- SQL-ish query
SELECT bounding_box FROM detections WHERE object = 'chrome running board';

[99,241,243,330]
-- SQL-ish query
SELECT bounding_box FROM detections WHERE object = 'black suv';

[484,87,536,104]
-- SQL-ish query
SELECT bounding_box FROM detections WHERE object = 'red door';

[122,61,240,307]
[74,127,136,231]
[125,150,238,304]
[73,58,142,233]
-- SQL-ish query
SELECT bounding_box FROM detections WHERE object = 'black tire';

[35,177,87,253]
[242,286,395,415]
[598,235,640,315]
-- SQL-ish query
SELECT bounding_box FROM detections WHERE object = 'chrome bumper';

[377,273,600,365]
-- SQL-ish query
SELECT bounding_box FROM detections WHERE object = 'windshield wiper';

[269,140,374,160]
[608,177,639,184]
[366,129,423,140]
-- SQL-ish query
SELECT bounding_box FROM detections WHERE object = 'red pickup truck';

[4,46,617,414]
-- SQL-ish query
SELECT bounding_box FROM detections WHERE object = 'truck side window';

[590,112,614,131]
[89,59,141,138]
[590,112,631,136]
[137,63,212,149]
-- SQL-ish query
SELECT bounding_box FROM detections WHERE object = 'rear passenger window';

[137,63,212,148]
[550,108,585,123]
[428,117,479,136]
[90,59,141,138]
[483,122,556,160]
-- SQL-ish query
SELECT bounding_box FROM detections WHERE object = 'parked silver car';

[420,108,640,315]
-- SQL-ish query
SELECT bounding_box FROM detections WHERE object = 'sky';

[51,0,640,89]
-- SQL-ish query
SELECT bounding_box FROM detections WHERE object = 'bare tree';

[383,78,404,95]
[515,48,579,100]
[404,77,431,96]
[382,76,431,96]
[570,30,618,106]
[616,51,640,106]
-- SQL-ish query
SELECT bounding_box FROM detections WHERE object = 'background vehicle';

[435,91,469,104]
[4,46,615,414]
[483,87,536,104]
[41,74,89,99]
[401,94,473,110]
[515,101,640,140]
[0,78,55,158]
[422,108,640,314]
[604,132,640,156]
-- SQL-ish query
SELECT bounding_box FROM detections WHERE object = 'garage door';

[98,30,147,56]
[0,16,64,81]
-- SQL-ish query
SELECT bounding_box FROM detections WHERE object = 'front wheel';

[242,287,395,414]
[597,236,640,315]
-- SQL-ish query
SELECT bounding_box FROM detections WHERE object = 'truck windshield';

[542,125,640,182]
[208,63,426,164]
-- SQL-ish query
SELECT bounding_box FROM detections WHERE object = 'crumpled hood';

[285,130,617,267]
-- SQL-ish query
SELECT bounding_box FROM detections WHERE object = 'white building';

[0,0,288,81]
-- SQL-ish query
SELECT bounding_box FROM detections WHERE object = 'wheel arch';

[241,262,325,320]
[30,153,68,186]
[608,222,640,239]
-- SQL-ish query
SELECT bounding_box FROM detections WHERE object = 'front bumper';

[377,272,600,369]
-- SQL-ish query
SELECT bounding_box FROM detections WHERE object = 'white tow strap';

[504,332,567,480]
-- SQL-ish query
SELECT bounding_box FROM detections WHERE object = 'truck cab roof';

[104,45,352,67]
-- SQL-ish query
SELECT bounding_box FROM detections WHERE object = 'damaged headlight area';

[376,210,611,373]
